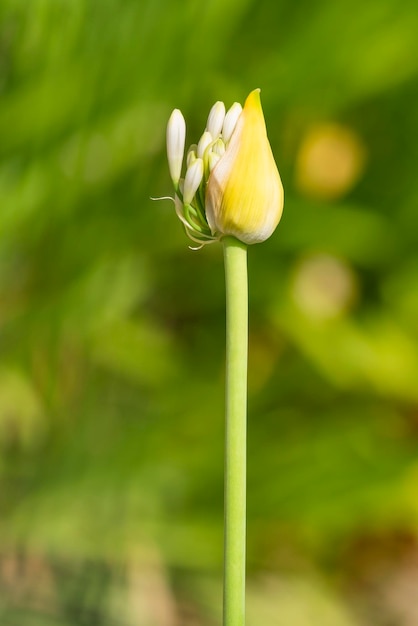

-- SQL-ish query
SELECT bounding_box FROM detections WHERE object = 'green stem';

[222,236,248,626]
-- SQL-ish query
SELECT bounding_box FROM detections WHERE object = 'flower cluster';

[166,89,284,248]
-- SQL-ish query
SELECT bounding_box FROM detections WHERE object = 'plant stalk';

[222,236,248,626]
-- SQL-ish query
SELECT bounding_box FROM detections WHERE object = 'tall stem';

[222,236,248,626]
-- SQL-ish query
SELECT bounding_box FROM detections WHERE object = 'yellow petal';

[205,89,284,244]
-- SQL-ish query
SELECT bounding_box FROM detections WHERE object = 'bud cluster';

[166,101,243,248]
[165,89,284,248]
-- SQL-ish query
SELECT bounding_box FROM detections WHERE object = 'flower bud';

[222,102,243,143]
[187,145,198,167]
[166,109,186,186]
[183,158,204,205]
[206,101,226,138]
[163,89,284,249]
[212,138,225,157]
[208,151,221,171]
[197,131,213,159]
[205,89,284,245]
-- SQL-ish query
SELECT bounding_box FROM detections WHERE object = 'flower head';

[165,89,284,248]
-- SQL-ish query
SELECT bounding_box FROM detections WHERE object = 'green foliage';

[1,0,418,623]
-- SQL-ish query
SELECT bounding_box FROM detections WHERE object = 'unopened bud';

[197,131,213,158]
[206,89,283,244]
[206,101,226,138]
[208,151,221,171]
[187,145,198,167]
[166,109,186,186]
[222,103,243,143]
[183,158,204,205]
[212,139,226,157]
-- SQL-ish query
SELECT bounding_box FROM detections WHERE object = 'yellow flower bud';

[205,89,284,245]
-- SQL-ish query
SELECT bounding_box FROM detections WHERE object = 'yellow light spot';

[295,123,366,200]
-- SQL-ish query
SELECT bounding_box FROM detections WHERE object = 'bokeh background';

[1,0,418,624]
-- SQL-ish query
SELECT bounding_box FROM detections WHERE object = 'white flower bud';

[183,158,204,205]
[206,101,226,138]
[208,151,221,171]
[166,109,186,186]
[187,146,197,167]
[222,103,243,143]
[212,138,226,157]
[197,131,213,158]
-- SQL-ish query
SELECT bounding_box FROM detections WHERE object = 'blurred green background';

[1,0,418,624]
